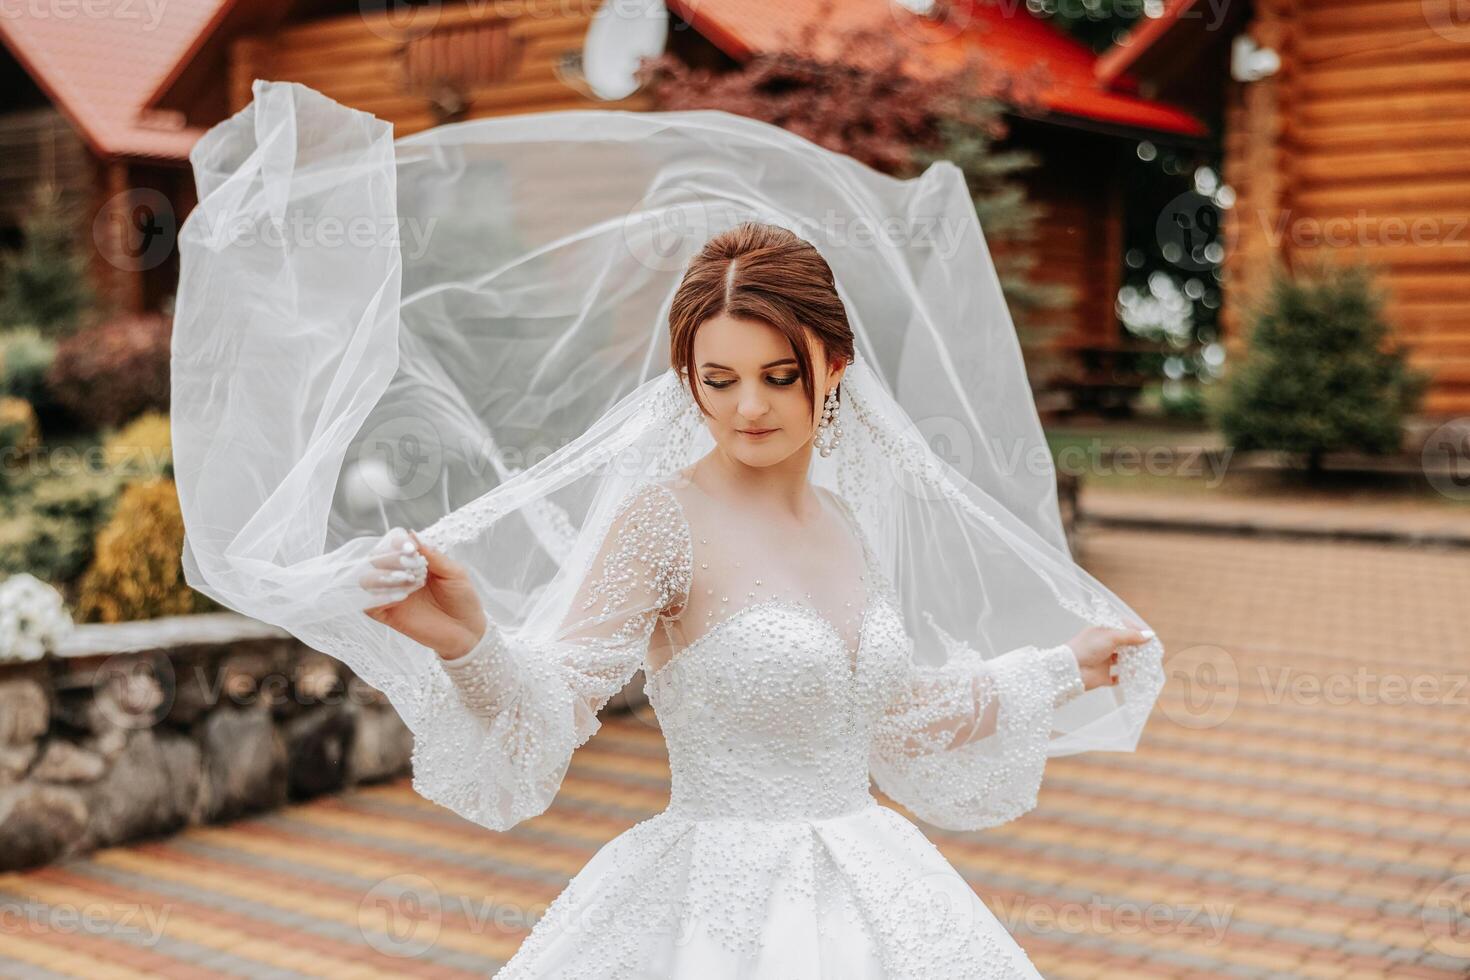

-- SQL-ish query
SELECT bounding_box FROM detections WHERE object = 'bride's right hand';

[360,528,488,660]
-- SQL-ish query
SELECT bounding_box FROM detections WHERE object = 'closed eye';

[701,374,800,389]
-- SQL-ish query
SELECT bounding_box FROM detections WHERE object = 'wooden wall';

[1029,142,1124,350]
[1223,0,1470,416]
[0,107,92,240]
[227,2,645,129]
[995,122,1126,390]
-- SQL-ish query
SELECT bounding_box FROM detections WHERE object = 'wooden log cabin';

[2,0,1208,405]
[0,3,215,317]
[1100,0,1470,417]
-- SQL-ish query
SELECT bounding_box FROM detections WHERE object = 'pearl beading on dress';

[434,477,1088,979]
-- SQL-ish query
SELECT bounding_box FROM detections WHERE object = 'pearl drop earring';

[814,385,842,457]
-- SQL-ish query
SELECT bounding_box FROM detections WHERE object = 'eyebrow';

[699,358,798,370]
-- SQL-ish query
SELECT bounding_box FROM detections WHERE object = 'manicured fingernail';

[1141,629,1155,638]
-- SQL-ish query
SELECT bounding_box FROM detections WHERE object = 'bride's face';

[691,313,845,468]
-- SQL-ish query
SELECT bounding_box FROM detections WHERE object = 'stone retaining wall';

[0,613,415,871]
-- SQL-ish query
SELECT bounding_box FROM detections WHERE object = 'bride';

[358,225,1151,977]
[171,80,1165,979]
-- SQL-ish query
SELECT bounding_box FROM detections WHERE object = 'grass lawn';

[1043,422,1470,513]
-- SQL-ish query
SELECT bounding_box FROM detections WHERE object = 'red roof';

[0,0,1204,163]
[666,0,1208,138]
[0,0,223,161]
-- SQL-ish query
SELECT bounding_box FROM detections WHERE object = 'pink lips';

[737,428,776,437]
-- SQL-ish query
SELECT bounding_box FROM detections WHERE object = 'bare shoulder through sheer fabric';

[647,467,872,678]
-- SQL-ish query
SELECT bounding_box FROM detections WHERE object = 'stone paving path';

[0,527,1466,979]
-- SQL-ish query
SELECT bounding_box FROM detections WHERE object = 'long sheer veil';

[172,80,1164,824]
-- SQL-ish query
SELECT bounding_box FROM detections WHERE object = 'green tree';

[911,105,1071,333]
[1215,260,1428,473]
[0,182,96,336]
[1033,0,1147,52]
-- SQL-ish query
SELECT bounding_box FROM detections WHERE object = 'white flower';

[0,573,74,662]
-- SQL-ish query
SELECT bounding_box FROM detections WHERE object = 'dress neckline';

[647,475,875,685]
[647,589,876,688]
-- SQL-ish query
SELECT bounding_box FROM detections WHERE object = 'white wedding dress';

[166,81,1165,980]
[431,471,1086,979]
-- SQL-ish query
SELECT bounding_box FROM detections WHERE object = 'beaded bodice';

[642,472,914,821]
[438,470,1088,836]
[649,592,912,821]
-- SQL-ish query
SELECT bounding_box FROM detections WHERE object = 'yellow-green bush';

[0,396,39,456]
[103,411,171,481]
[0,468,119,586]
[0,511,92,583]
[75,477,212,622]
[0,327,56,405]
[28,468,119,525]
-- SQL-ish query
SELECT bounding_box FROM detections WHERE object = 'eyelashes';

[701,374,800,389]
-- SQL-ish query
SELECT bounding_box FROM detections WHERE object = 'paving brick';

[1,529,1464,979]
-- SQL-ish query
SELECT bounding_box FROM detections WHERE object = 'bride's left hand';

[1065,625,1155,691]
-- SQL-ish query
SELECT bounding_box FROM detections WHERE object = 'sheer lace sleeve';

[413,482,691,831]
[868,640,1087,831]
[821,487,1088,831]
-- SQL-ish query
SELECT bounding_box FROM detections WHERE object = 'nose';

[736,384,769,422]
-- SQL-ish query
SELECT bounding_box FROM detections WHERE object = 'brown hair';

[668,222,854,417]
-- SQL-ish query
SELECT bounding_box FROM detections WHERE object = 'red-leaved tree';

[634,4,1070,333]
